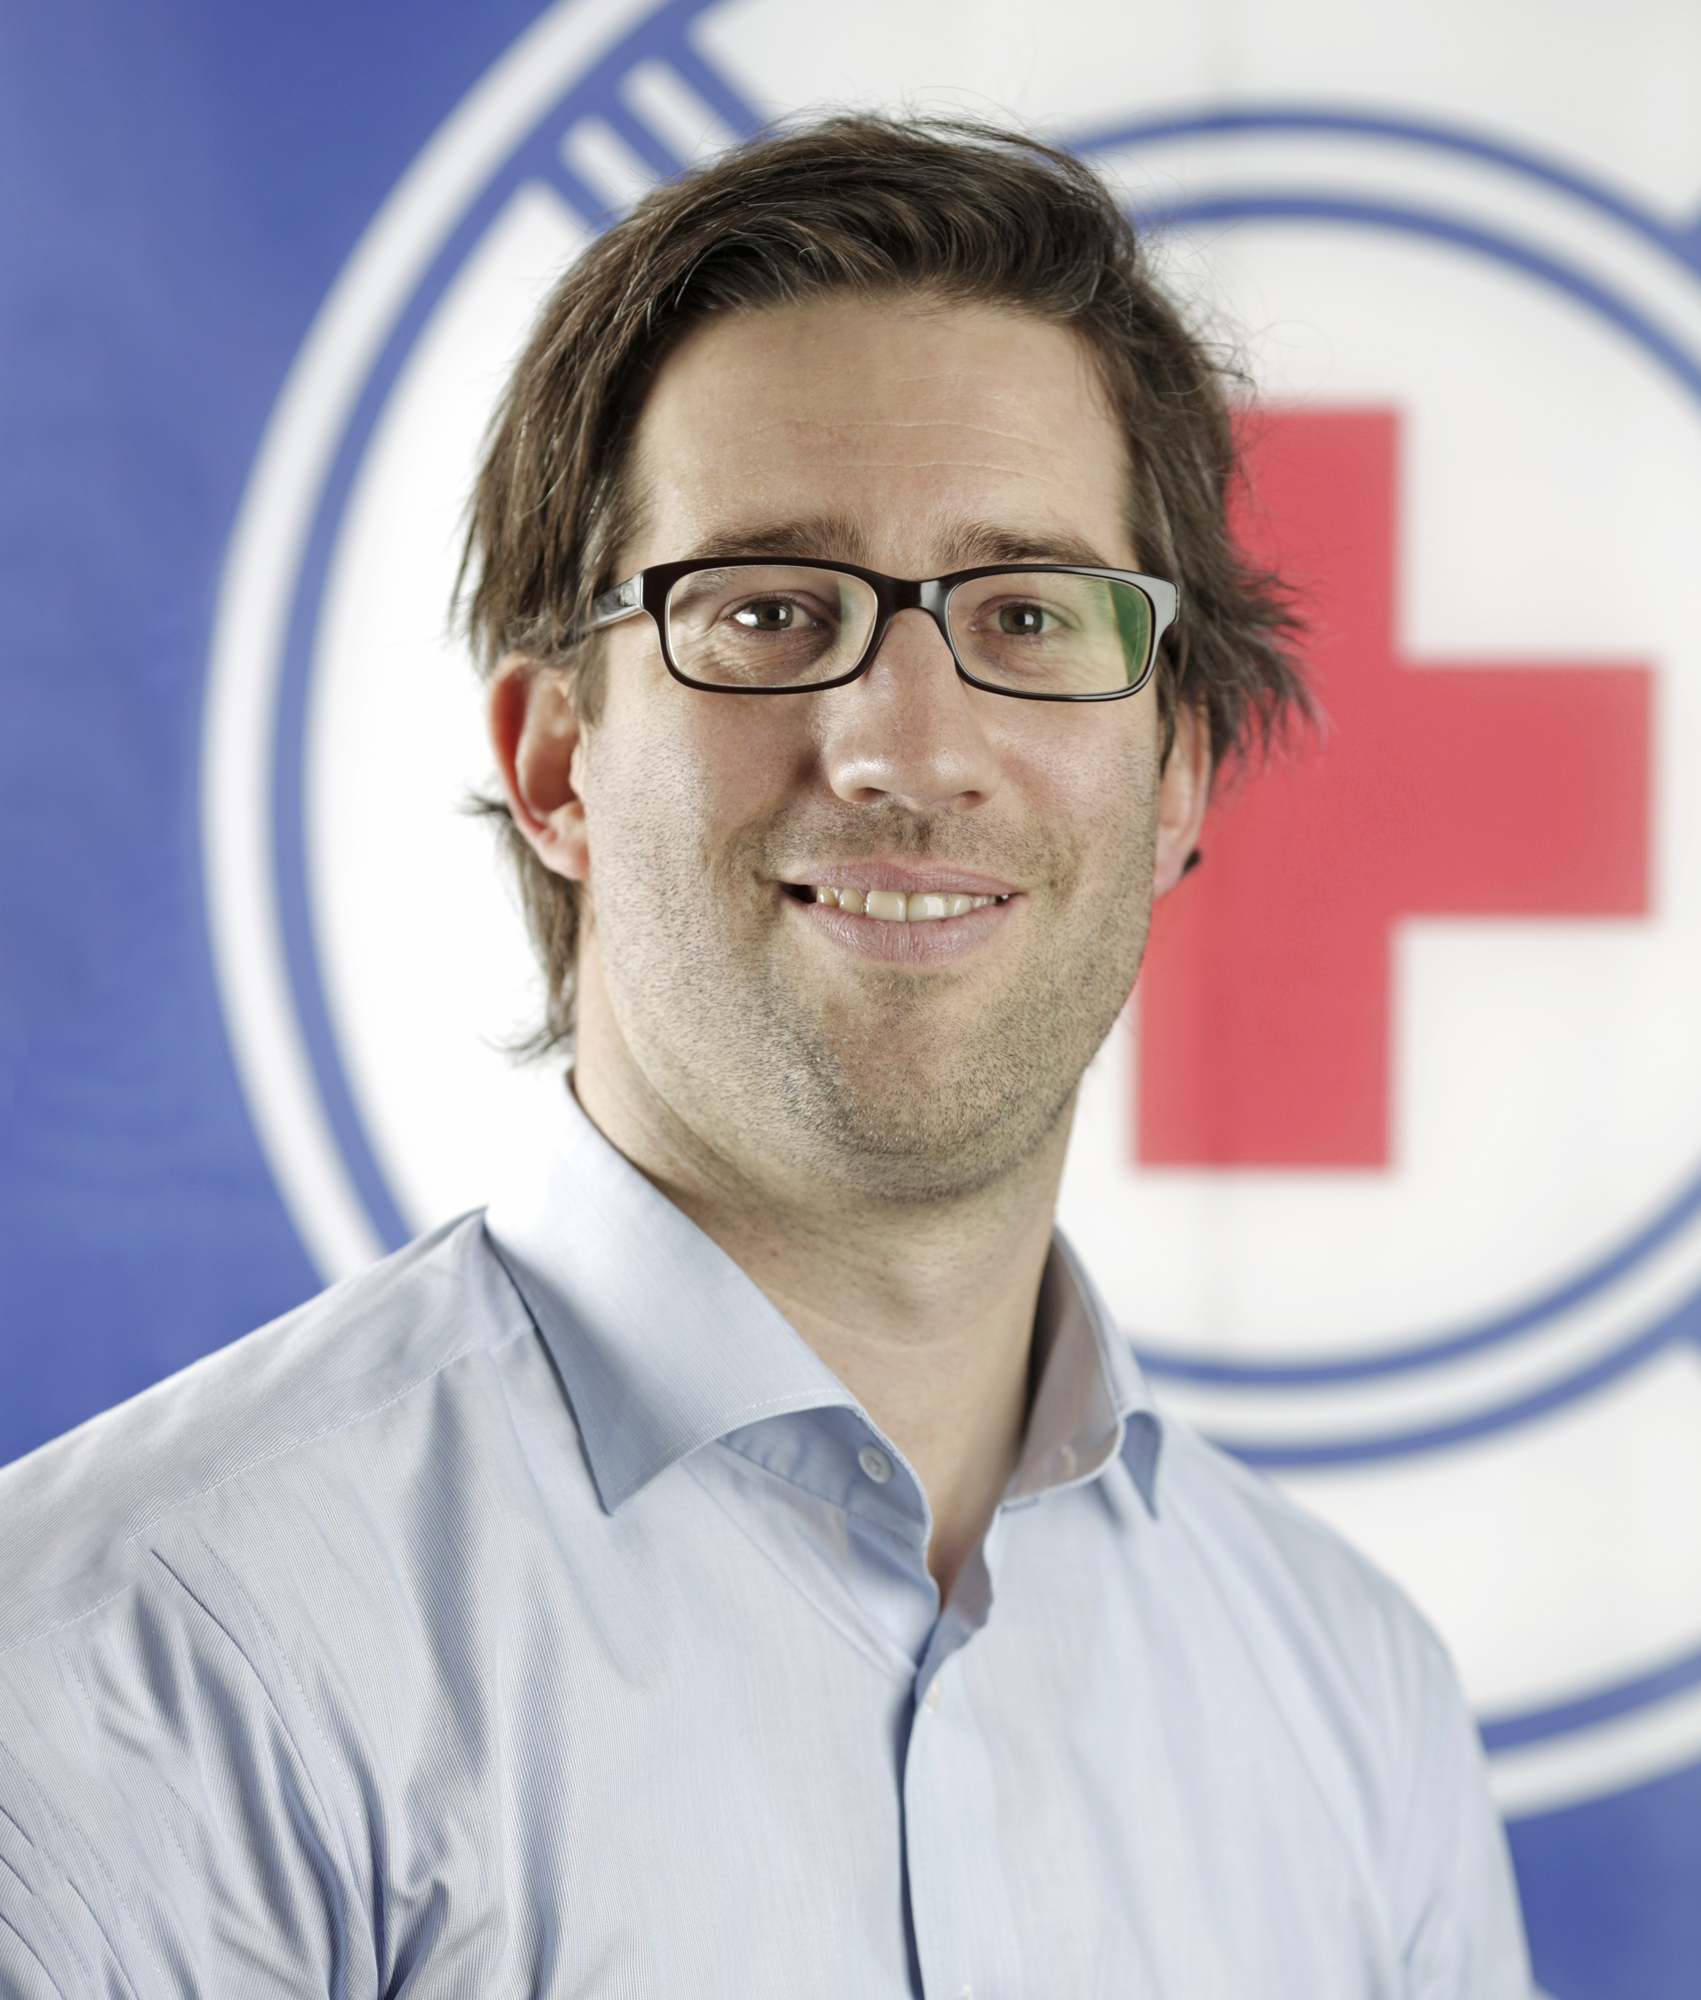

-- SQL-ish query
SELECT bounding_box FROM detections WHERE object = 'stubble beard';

[595,793,1160,1216]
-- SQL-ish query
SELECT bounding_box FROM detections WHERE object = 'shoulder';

[1151,1409,1458,1700]
[0,1212,536,1649]
[1136,1408,1472,1784]
[0,1218,558,1993]
[1140,1407,1527,1985]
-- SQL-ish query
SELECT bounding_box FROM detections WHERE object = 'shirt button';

[924,1676,943,1710]
[857,1443,894,1484]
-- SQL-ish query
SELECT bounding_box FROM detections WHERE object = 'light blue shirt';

[0,1083,1528,1997]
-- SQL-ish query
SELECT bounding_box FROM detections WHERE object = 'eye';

[995,601,1050,636]
[732,598,806,632]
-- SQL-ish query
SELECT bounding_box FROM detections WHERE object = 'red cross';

[1135,407,1652,1168]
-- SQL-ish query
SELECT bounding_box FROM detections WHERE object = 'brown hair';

[460,112,1304,1049]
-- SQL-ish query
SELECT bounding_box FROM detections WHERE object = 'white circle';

[203,2,1701,1813]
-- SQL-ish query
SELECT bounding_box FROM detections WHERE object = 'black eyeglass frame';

[575,557,1181,702]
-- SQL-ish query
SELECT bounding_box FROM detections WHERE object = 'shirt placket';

[902,1509,1028,2000]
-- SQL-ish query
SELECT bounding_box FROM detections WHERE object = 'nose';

[815,608,1004,814]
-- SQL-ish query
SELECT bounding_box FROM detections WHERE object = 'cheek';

[1010,709,1161,890]
[583,688,812,887]
[686,705,813,823]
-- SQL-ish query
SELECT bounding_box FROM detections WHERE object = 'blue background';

[1,6,1697,1993]
[0,0,540,1454]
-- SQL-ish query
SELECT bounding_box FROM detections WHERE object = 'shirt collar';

[485,1080,853,1513]
[485,1079,1160,1518]
[1012,1231,1161,1516]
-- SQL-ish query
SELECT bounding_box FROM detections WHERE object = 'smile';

[793,885,1009,923]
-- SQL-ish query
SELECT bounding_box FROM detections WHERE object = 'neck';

[572,1003,1071,1601]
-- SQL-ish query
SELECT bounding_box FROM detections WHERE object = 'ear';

[487,654,590,882]
[1152,702,1211,898]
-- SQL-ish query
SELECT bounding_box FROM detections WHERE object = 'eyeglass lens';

[661,565,1154,695]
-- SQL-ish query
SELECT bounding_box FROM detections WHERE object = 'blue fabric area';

[0,0,543,1463]
[1508,1759,1701,2000]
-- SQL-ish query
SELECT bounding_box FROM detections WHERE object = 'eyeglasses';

[576,558,1179,702]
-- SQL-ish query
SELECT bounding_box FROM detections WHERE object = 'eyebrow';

[676,516,1116,572]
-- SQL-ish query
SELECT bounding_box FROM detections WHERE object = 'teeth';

[808,887,1002,921]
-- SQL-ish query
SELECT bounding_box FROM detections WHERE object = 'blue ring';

[270,84,1701,1444]
[1480,1638,1701,1755]
[258,61,1701,1768]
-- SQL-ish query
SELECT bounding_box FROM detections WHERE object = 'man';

[0,117,1527,1996]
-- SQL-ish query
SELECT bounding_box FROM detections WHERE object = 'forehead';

[626,294,1136,569]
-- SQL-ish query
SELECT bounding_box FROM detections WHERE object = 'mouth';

[782,882,1011,924]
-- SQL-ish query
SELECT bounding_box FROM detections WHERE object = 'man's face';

[505,294,1206,1205]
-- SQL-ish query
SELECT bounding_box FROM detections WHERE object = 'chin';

[766,1018,1085,1205]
